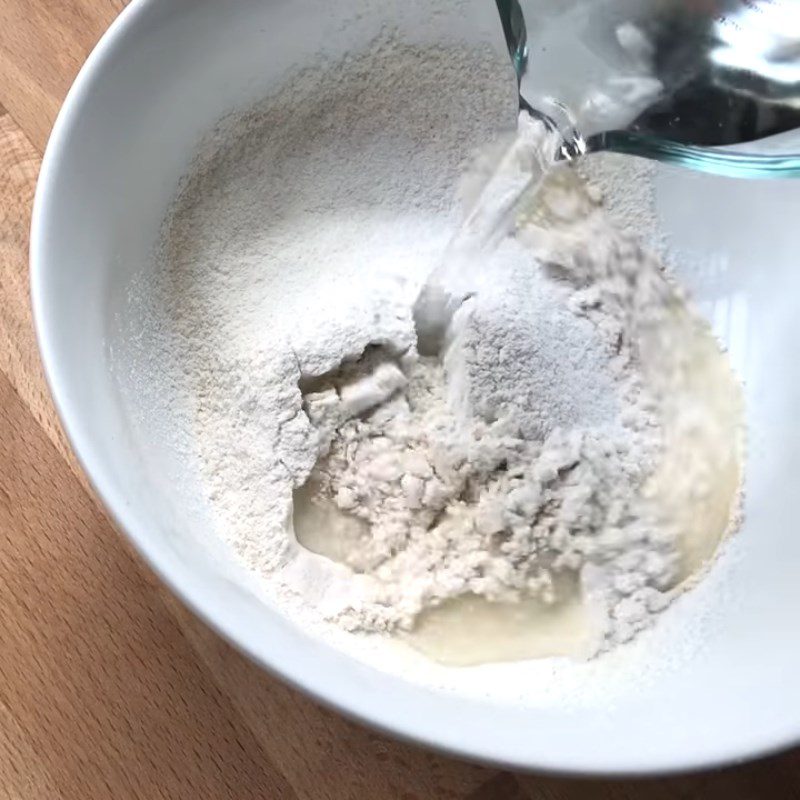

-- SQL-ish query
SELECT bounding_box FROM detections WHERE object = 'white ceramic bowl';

[31,0,800,774]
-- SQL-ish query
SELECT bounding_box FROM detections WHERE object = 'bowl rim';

[29,0,800,776]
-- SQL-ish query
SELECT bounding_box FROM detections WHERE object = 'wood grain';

[0,0,125,151]
[0,2,798,798]
[0,109,76,472]
[0,368,297,800]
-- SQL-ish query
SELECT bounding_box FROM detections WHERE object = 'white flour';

[294,213,680,649]
[149,35,742,666]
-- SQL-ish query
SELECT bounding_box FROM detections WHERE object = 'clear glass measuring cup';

[497,0,800,176]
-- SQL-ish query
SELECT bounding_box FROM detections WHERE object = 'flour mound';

[150,32,742,664]
[294,226,683,649]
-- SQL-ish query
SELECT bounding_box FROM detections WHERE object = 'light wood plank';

[169,598,492,800]
[0,0,126,151]
[0,700,64,800]
[0,369,298,800]
[0,108,76,469]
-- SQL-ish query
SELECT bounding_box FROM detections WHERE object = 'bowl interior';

[33,0,800,773]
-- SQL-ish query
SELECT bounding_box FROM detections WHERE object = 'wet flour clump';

[294,224,683,653]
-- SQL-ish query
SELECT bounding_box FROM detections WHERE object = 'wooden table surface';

[1,2,798,798]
